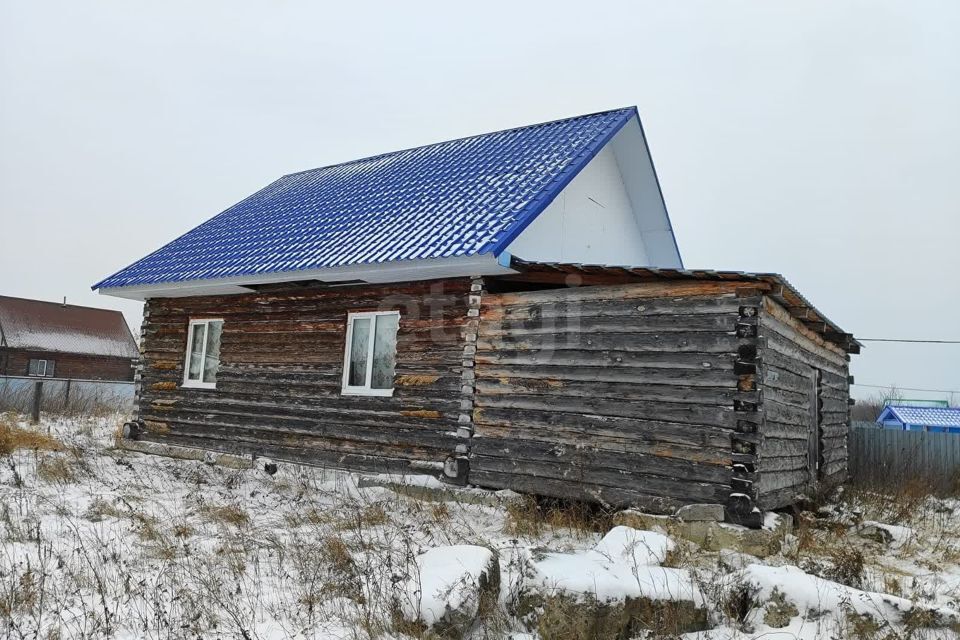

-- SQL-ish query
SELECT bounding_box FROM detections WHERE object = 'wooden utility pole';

[31,380,43,424]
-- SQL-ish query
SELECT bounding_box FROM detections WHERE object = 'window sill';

[181,381,217,390]
[341,388,395,397]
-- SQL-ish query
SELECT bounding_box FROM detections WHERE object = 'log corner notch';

[443,276,483,486]
[728,287,763,528]
[129,303,149,431]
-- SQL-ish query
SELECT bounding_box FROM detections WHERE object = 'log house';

[94,107,857,524]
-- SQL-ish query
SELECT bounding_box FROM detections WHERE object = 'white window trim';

[30,359,47,377]
[341,310,400,397]
[182,318,223,389]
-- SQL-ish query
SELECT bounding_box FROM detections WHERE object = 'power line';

[852,382,960,395]
[858,338,960,344]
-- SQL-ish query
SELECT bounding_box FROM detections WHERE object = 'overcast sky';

[1,1,957,401]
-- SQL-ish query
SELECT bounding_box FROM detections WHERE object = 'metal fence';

[0,375,134,419]
[848,421,960,489]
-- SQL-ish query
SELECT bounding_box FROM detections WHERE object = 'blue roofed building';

[95,107,681,299]
[97,107,857,524]
[877,405,960,433]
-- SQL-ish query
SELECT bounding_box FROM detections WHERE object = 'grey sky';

[2,1,957,401]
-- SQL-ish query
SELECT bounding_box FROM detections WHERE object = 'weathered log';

[475,349,735,370]
[469,470,684,514]
[479,313,736,337]
[474,378,755,406]
[472,406,734,448]
[470,437,732,483]
[474,394,740,428]
[475,363,736,387]
[477,332,742,355]
[471,455,730,504]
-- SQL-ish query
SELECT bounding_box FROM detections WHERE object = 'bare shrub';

[827,546,866,589]
[721,577,760,629]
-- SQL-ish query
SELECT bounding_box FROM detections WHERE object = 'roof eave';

[96,253,518,301]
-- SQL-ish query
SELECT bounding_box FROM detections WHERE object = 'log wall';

[129,274,852,517]
[136,279,472,474]
[471,281,759,514]
[756,296,850,508]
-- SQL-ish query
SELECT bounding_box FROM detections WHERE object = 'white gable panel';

[506,119,682,268]
[506,145,648,265]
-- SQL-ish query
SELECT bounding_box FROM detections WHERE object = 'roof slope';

[93,108,637,290]
[880,406,960,428]
[0,296,139,358]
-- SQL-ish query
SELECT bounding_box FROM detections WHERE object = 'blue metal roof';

[93,107,638,290]
[878,406,960,428]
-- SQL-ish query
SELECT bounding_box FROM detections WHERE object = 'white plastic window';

[183,319,223,388]
[28,359,53,377]
[341,311,399,396]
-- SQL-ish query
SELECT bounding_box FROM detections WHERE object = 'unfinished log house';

[94,107,857,524]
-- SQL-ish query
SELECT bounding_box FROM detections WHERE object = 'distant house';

[877,405,960,433]
[0,296,139,381]
[93,107,858,525]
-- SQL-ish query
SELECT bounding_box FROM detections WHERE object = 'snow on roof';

[93,107,638,290]
[879,405,960,428]
[0,296,139,358]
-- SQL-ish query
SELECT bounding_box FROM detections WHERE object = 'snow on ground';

[528,526,701,604]
[3,413,960,639]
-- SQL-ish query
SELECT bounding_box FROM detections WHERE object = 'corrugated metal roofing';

[881,406,960,428]
[94,107,638,290]
[0,296,139,358]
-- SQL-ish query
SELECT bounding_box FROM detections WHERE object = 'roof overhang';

[96,253,518,301]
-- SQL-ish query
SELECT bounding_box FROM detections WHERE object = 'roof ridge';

[280,106,638,180]
[0,295,125,315]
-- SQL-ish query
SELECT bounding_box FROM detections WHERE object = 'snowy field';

[2,413,960,639]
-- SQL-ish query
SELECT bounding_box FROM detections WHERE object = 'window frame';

[340,310,400,397]
[182,318,223,390]
[28,358,51,377]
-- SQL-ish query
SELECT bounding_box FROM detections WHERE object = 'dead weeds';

[504,495,612,539]
[0,418,63,456]
[36,455,78,484]
[200,503,250,527]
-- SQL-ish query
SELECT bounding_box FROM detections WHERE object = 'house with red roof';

[0,296,138,382]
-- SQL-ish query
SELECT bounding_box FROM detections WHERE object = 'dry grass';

[849,478,941,525]
[36,455,78,484]
[525,593,709,640]
[200,503,250,527]
[504,495,612,539]
[284,505,332,527]
[7,412,960,639]
[430,502,450,523]
[335,503,390,531]
[0,417,63,456]
[85,498,126,521]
